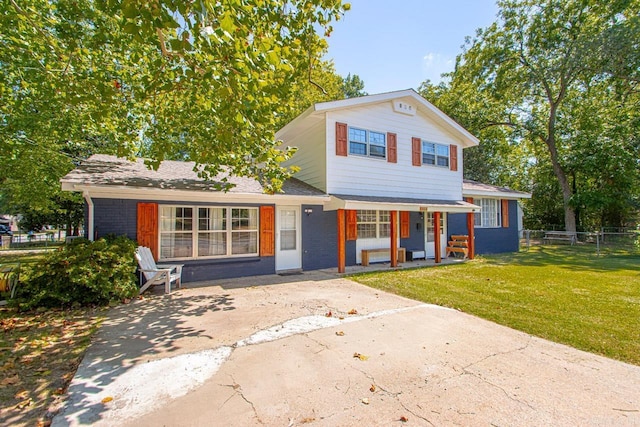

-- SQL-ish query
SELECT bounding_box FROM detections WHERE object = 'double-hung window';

[349,127,386,159]
[474,199,501,228]
[160,206,258,259]
[422,141,449,167]
[356,210,391,239]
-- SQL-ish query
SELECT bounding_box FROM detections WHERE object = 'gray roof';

[62,154,326,196]
[463,179,531,198]
[331,194,476,208]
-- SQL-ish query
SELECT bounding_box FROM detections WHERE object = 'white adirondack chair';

[135,246,183,294]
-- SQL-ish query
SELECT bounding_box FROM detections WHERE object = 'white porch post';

[83,191,94,241]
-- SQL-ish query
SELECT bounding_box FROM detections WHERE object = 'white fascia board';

[64,184,330,205]
[275,105,317,139]
[313,89,416,112]
[463,189,532,199]
[324,196,480,213]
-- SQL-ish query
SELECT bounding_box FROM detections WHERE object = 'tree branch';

[307,50,327,95]
[478,121,519,130]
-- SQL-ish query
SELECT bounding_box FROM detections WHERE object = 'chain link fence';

[521,229,639,256]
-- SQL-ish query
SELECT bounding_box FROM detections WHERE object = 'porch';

[327,194,480,273]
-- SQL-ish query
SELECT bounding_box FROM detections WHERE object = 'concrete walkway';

[53,272,640,426]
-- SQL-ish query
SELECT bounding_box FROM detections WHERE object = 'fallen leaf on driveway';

[348,309,358,315]
[353,352,369,361]
[369,384,376,392]
[325,311,332,317]
[1,375,19,385]
[361,397,369,405]
[400,415,409,422]
[335,331,345,336]
[101,396,113,404]
[17,398,32,409]
[15,390,29,400]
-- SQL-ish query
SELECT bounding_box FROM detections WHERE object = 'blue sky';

[326,0,499,94]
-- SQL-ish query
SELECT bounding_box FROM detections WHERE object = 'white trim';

[324,196,479,213]
[62,184,330,205]
[83,191,94,241]
[159,205,260,261]
[463,189,531,200]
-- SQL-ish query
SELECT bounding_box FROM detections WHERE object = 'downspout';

[83,190,95,241]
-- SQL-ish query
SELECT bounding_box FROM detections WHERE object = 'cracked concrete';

[53,273,640,426]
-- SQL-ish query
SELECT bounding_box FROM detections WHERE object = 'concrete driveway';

[53,271,640,426]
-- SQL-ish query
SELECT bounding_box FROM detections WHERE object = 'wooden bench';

[361,247,406,266]
[543,231,577,245]
[446,235,469,259]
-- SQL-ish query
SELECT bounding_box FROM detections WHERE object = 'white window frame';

[474,199,502,228]
[349,127,386,159]
[422,140,449,168]
[159,205,259,260]
[356,210,391,239]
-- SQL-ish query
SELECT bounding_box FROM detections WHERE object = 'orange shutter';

[260,206,275,256]
[412,137,422,166]
[450,144,458,171]
[501,199,509,228]
[336,122,348,156]
[400,211,410,238]
[137,202,159,260]
[387,132,397,163]
[346,209,358,240]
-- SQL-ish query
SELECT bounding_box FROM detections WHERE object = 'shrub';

[14,236,139,309]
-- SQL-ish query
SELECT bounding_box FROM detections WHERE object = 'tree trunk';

[546,135,576,232]
[544,93,577,233]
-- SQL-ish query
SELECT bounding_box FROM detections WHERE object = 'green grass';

[350,245,640,365]
[0,252,46,268]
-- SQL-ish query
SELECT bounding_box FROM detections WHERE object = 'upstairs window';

[349,127,386,159]
[422,141,449,167]
[474,199,501,228]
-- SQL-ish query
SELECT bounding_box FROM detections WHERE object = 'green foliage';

[0,0,350,212]
[13,236,139,309]
[341,73,367,98]
[420,0,640,230]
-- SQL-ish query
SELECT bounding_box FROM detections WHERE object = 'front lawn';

[351,245,640,365]
[0,308,104,427]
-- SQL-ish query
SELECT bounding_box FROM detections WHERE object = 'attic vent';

[393,101,416,116]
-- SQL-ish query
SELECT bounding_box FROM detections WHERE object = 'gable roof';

[462,180,531,200]
[277,89,479,148]
[61,154,326,198]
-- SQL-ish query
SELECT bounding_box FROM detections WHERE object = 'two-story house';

[61,90,530,282]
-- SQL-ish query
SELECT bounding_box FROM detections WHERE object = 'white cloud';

[422,53,455,84]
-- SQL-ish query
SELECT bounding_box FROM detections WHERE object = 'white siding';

[325,102,464,200]
[282,118,327,191]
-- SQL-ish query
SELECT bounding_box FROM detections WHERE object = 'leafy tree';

[1,0,351,221]
[275,60,346,128]
[444,0,640,232]
[341,73,367,98]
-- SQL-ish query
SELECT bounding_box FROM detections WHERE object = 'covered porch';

[325,195,480,273]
